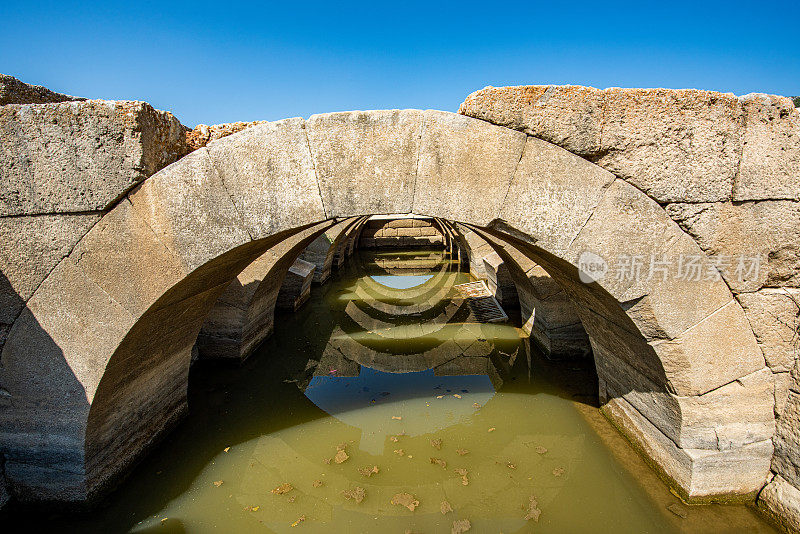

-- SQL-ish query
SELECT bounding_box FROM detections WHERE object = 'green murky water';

[4,249,777,533]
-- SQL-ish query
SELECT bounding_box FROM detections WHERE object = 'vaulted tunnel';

[0,109,773,509]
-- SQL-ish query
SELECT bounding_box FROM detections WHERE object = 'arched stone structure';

[300,217,363,284]
[452,223,591,359]
[0,109,774,507]
[196,219,340,361]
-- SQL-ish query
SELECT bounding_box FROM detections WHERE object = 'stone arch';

[0,109,772,503]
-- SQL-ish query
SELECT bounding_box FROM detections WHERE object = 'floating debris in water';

[524,495,541,522]
[454,468,469,485]
[394,449,405,456]
[212,480,224,487]
[553,467,565,477]
[472,403,480,408]
[312,480,323,488]
[323,458,332,464]
[391,492,420,511]
[430,438,442,450]
[452,518,471,533]
[453,394,462,399]
[290,515,306,527]
[390,435,400,442]
[456,448,469,456]
[223,447,230,453]
[271,483,293,495]
[535,445,547,455]
[488,427,496,433]
[436,395,444,399]
[342,486,366,504]
[358,465,380,477]
[441,500,453,514]
[392,416,403,420]
[667,503,688,518]
[244,505,260,512]
[507,462,517,469]
[287,496,296,503]
[430,457,447,469]
[334,449,349,464]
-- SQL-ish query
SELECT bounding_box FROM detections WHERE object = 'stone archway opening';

[0,109,774,521]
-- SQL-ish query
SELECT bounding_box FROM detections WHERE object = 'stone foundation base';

[759,474,800,532]
[602,395,772,503]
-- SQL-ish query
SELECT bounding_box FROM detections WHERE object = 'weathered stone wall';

[359,216,445,248]
[453,224,591,359]
[460,84,800,527]
[197,222,337,361]
[300,218,362,283]
[0,81,190,360]
[0,78,793,523]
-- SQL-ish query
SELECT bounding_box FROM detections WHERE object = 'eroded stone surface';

[602,394,772,500]
[759,473,800,532]
[415,110,526,224]
[460,85,744,203]
[737,288,800,373]
[772,391,800,489]
[736,94,800,201]
[666,201,800,292]
[0,73,85,105]
[0,100,187,215]
[307,110,422,217]
[0,214,99,352]
[207,118,325,238]
[276,258,315,311]
[185,121,269,152]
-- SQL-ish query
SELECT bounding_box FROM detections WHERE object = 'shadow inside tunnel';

[1,244,599,532]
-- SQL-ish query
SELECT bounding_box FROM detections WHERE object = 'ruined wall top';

[459,85,800,204]
[0,74,86,106]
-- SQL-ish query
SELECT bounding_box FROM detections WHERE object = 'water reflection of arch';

[314,249,517,381]
[315,325,508,388]
[342,300,465,340]
[345,251,467,320]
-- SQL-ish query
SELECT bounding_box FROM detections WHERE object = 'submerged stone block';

[602,394,772,500]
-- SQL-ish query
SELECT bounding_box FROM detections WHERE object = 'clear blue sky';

[2,1,798,126]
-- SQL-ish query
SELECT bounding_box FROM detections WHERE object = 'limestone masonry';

[0,75,798,530]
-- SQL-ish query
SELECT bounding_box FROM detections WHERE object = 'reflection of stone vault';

[309,249,514,383]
